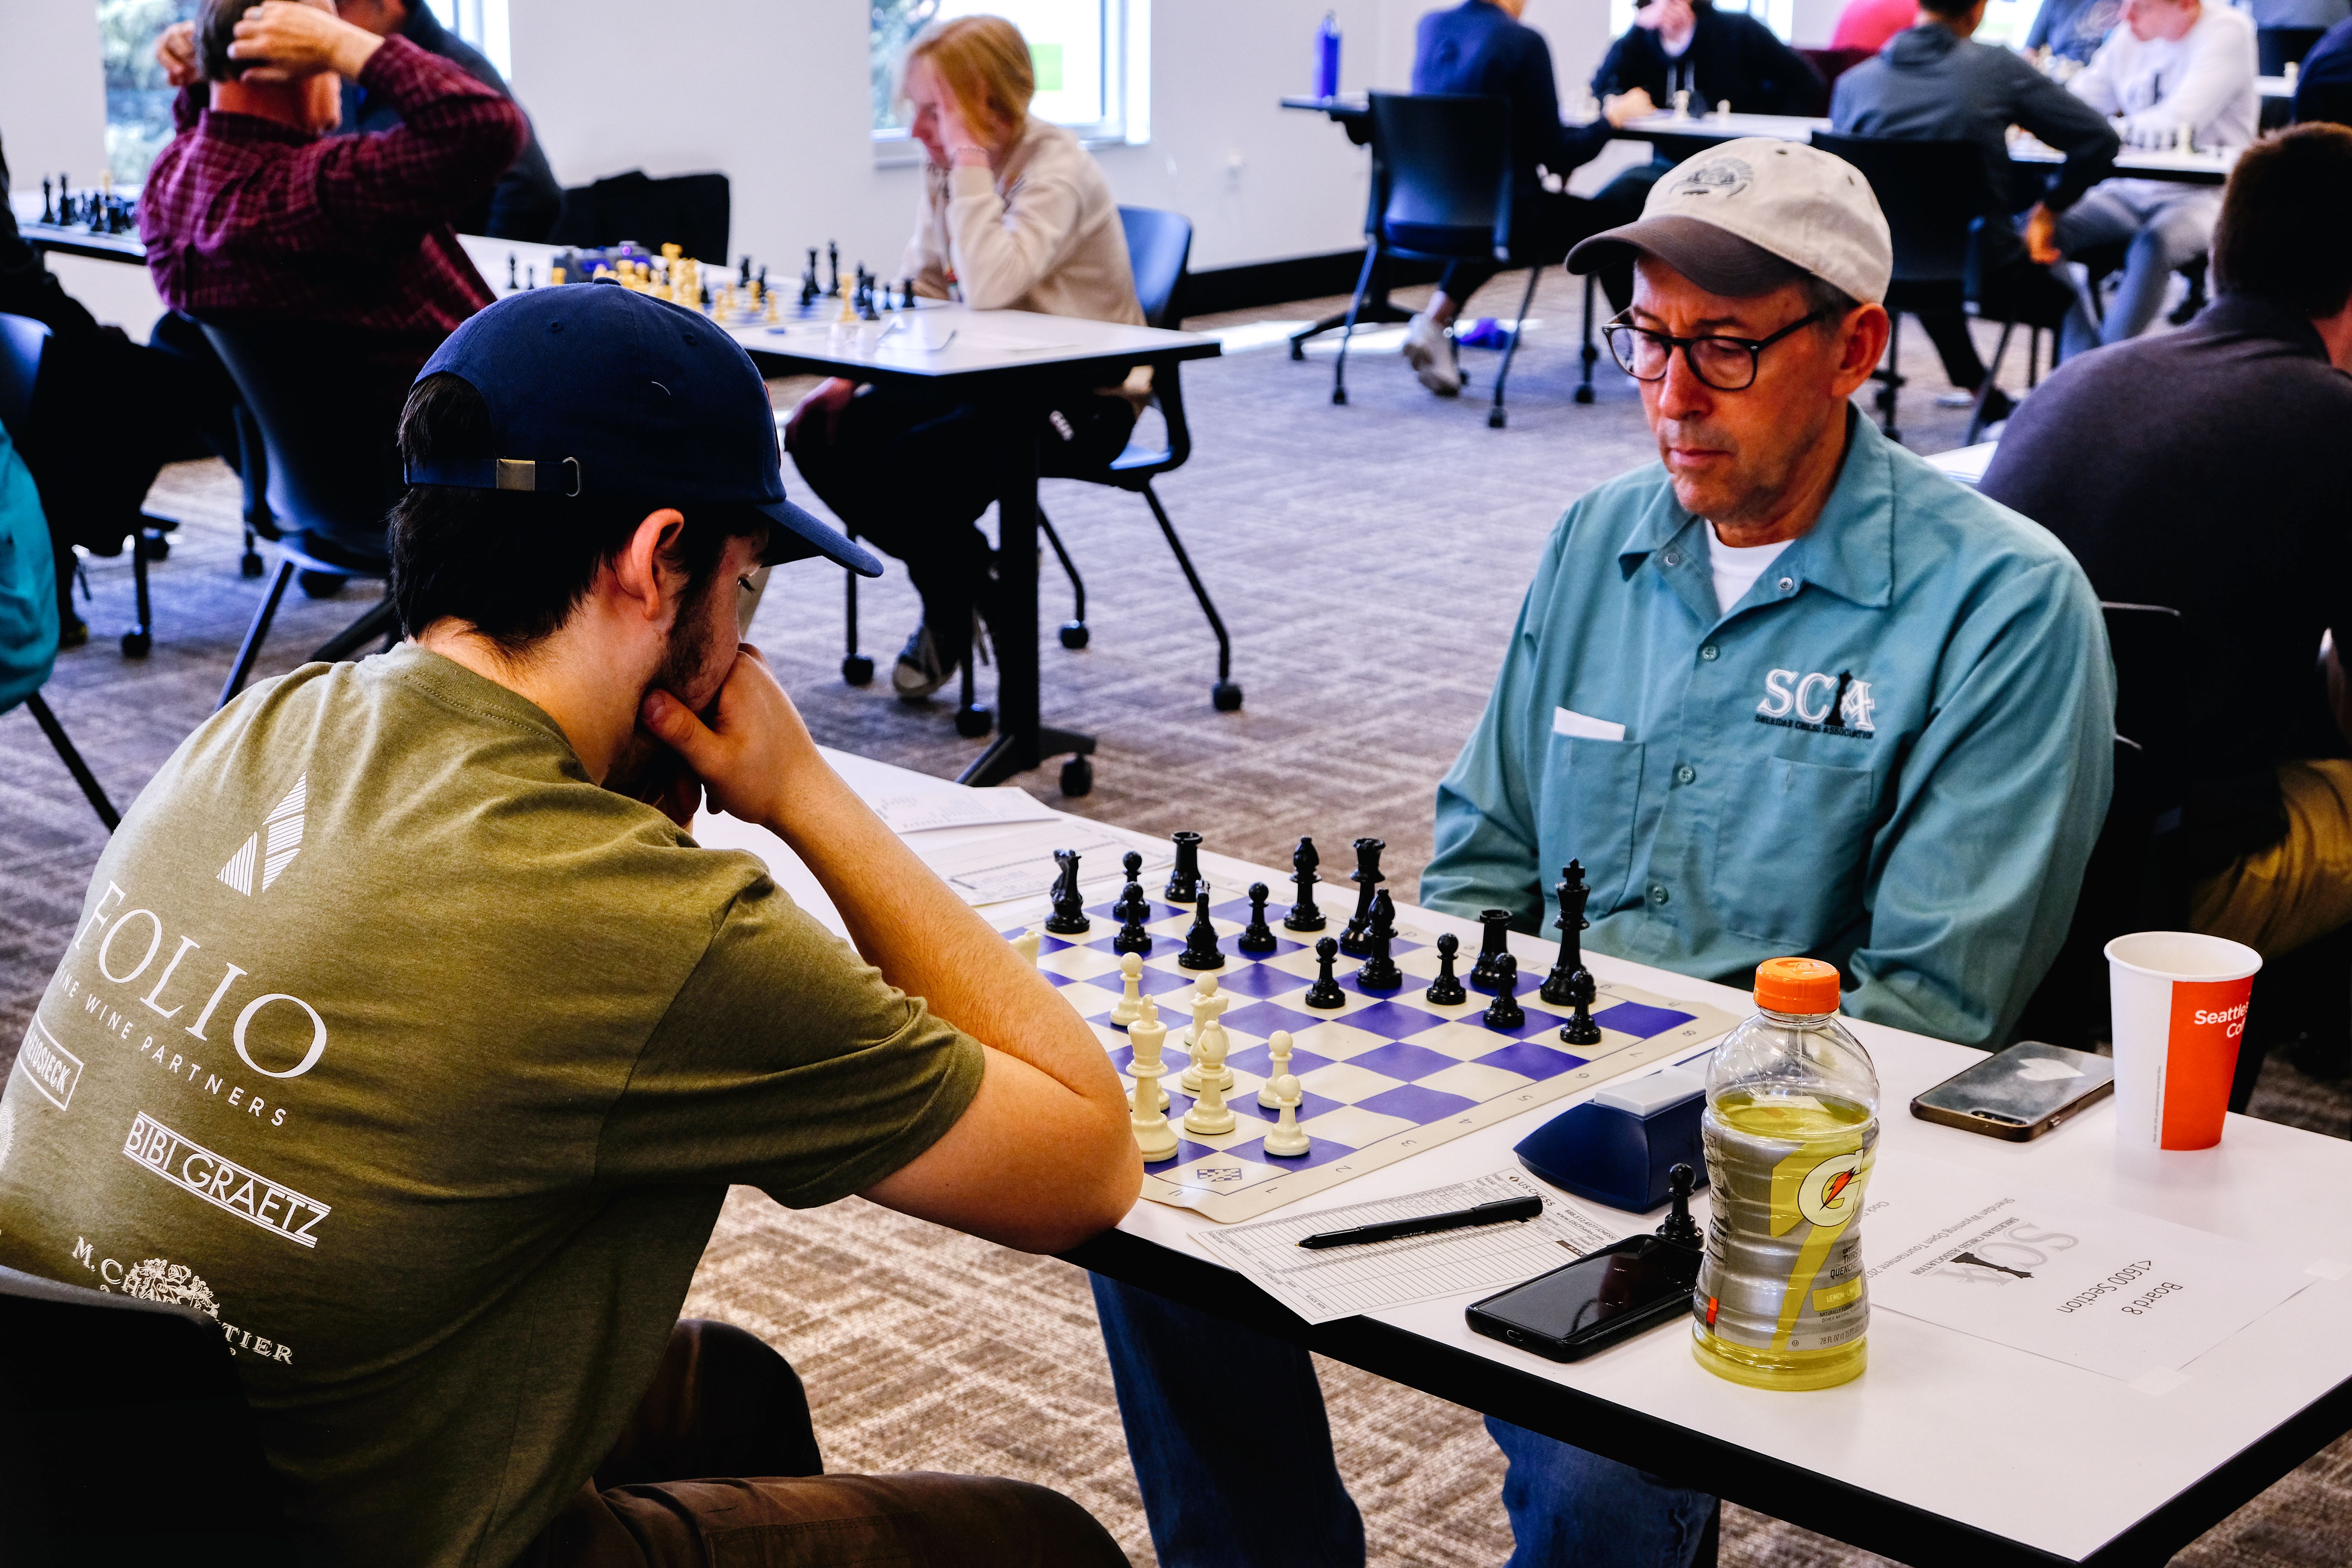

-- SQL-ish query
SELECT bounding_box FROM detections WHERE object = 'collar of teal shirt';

[1614,406,1897,624]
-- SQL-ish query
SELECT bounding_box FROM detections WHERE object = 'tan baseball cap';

[1568,138,1891,307]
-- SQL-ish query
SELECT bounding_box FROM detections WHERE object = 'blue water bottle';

[1316,12,1342,100]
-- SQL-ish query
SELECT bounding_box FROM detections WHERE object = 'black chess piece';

[40,178,53,225]
[826,241,841,297]
[1239,883,1278,953]
[1044,850,1090,935]
[1284,837,1326,931]
[1177,890,1225,971]
[1357,889,1402,990]
[1164,830,1205,905]
[1338,837,1386,956]
[508,253,519,290]
[740,254,754,287]
[1305,937,1346,1009]
[1658,1164,1702,1250]
[1482,954,1525,1030]
[1468,909,1513,991]
[802,248,820,307]
[1539,862,1591,1007]
[1112,851,1153,955]
[1425,933,1467,1006]
[1560,967,1602,1046]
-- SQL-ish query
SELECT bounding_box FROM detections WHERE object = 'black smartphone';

[1909,1040,2115,1142]
[1465,1234,1700,1362]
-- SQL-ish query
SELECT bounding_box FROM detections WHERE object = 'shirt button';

[1649,884,1670,905]
[1777,576,1796,594]
[1700,644,1720,661]
[1663,550,1682,567]
[1675,764,1696,785]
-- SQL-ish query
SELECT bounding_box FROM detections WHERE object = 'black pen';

[1297,1194,1544,1250]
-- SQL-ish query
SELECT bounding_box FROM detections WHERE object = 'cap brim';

[756,495,884,576]
[1566,215,1807,299]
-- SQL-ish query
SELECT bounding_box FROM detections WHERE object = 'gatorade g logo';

[1796,1153,1865,1228]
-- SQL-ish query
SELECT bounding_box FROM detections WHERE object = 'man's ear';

[609,509,690,624]
[1828,304,1892,403]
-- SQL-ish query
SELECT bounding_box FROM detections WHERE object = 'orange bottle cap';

[1754,956,1841,1015]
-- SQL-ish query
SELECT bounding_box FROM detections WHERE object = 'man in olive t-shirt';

[0,284,1139,1568]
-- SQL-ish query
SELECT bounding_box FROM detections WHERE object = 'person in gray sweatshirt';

[1833,0,2118,412]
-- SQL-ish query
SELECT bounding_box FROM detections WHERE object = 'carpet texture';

[2,268,2343,1566]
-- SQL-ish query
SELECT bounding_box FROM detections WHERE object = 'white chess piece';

[1127,1000,1179,1160]
[1182,1021,1237,1136]
[1195,1011,1236,1094]
[1179,988,1230,1092]
[1110,951,1146,1027]
[1011,926,1041,968]
[1263,1074,1310,1156]
[1181,973,1223,1047]
[1259,1029,1295,1109]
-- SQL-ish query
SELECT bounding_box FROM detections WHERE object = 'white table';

[696,751,2352,1568]
[1926,441,1999,488]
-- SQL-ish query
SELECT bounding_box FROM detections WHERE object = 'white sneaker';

[1403,312,1462,397]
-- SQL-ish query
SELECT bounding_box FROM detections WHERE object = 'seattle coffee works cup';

[2104,931,2262,1151]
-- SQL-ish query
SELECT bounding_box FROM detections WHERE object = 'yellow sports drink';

[1691,957,1878,1390]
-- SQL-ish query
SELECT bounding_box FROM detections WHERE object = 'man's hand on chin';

[639,643,826,833]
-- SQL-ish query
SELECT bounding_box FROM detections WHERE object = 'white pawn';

[1011,926,1041,968]
[1110,951,1147,1027]
[1182,1020,1237,1136]
[1264,1074,1311,1157]
[1259,1029,1295,1109]
[1127,999,1178,1160]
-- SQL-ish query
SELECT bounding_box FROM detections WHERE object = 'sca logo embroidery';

[1671,157,1753,201]
[1756,668,1875,737]
[218,776,306,896]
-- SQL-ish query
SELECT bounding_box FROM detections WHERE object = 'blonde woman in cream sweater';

[787,15,1147,701]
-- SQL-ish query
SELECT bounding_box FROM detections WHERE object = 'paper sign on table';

[913,822,1167,907]
[868,788,1060,835]
[1862,1157,2315,1383]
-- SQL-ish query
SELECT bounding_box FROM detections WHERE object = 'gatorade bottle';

[1691,957,1878,1390]
[1316,12,1343,100]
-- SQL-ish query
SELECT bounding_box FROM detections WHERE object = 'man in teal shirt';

[1091,140,2113,1568]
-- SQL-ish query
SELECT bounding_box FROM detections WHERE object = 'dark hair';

[1798,273,1861,335]
[197,0,261,82]
[389,373,767,652]
[1917,0,1977,23]
[2213,123,2352,318]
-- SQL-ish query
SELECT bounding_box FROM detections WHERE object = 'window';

[871,0,1148,150]
[100,0,198,190]
[422,0,513,83]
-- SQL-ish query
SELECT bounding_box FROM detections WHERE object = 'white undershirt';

[1708,528,1793,615]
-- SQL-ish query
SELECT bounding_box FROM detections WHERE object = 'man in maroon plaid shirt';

[142,0,525,375]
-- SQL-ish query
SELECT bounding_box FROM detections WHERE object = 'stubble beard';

[603,570,733,806]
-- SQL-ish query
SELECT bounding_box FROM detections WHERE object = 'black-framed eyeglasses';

[1603,309,1827,392]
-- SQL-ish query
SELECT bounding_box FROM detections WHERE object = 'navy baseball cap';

[407,282,882,575]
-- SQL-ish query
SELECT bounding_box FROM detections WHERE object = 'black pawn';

[1239,883,1278,954]
[1468,909,1513,992]
[1425,932,1467,1006]
[1164,830,1205,905]
[1659,1164,1701,1249]
[1044,849,1090,935]
[1540,862,1591,1007]
[1305,937,1346,1009]
[1112,851,1153,956]
[1560,967,1603,1047]
[1338,837,1386,956]
[508,253,519,290]
[1357,888,1402,991]
[1285,836,1327,932]
[1482,954,1525,1030]
[1177,890,1225,971]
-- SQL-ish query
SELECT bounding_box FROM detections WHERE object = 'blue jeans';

[1090,1276,1716,1568]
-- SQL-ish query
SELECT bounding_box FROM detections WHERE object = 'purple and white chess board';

[1002,892,1738,1223]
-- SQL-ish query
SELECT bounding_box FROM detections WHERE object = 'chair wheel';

[954,704,993,739]
[1488,407,1507,429]
[1212,680,1243,713]
[1574,385,1595,406]
[1059,622,1089,649]
[121,629,152,658]
[240,551,265,578]
[842,654,874,686]
[1289,341,1306,361]
[298,570,349,599]
[1332,386,1348,406]
[1060,755,1094,796]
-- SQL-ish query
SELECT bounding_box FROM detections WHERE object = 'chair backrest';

[547,169,732,265]
[196,320,409,563]
[1808,133,1993,284]
[1796,47,1876,117]
[0,1264,299,1563]
[0,312,48,438]
[2102,600,2188,804]
[1119,207,1193,331]
[2260,24,2328,74]
[1367,92,1513,261]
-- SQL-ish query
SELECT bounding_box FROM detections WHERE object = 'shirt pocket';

[1716,756,1875,949]
[1544,730,1646,914]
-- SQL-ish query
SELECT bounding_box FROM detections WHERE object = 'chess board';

[1001,890,1740,1223]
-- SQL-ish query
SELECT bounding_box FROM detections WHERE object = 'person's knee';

[833,1473,1127,1567]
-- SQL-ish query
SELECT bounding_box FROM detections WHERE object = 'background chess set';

[999,888,1739,1223]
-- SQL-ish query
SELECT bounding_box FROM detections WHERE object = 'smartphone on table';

[1465,1233,1701,1363]
[1909,1040,2114,1142]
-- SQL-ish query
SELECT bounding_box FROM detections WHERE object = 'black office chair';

[0,1263,299,1566]
[1337,92,1587,428]
[2260,25,2328,75]
[836,207,1243,754]
[0,311,175,657]
[198,321,408,710]
[2293,80,2352,126]
[547,169,731,264]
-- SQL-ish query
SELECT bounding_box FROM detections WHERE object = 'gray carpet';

[3,268,2345,1565]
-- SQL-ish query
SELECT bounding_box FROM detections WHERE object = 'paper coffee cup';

[2105,931,2261,1151]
